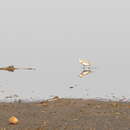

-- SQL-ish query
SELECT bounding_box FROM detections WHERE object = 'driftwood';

[0,65,35,72]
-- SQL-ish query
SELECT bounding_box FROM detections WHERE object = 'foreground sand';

[0,98,130,130]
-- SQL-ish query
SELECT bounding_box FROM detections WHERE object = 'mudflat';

[0,98,130,130]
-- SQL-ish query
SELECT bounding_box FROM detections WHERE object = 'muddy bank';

[0,98,130,130]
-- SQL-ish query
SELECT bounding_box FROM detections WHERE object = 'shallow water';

[0,47,130,102]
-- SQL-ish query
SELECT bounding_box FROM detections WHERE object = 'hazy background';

[0,0,130,101]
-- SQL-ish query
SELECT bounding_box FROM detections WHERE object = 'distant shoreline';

[0,96,130,103]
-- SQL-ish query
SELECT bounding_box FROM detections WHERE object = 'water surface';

[0,47,129,102]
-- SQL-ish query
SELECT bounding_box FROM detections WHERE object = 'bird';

[79,59,91,66]
[79,59,94,78]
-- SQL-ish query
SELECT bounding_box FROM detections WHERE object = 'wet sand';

[0,98,130,130]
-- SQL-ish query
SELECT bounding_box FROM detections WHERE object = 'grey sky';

[0,0,130,101]
[0,0,130,48]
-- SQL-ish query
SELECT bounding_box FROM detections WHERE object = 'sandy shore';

[0,98,130,130]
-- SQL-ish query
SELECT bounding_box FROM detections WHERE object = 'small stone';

[9,116,19,124]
